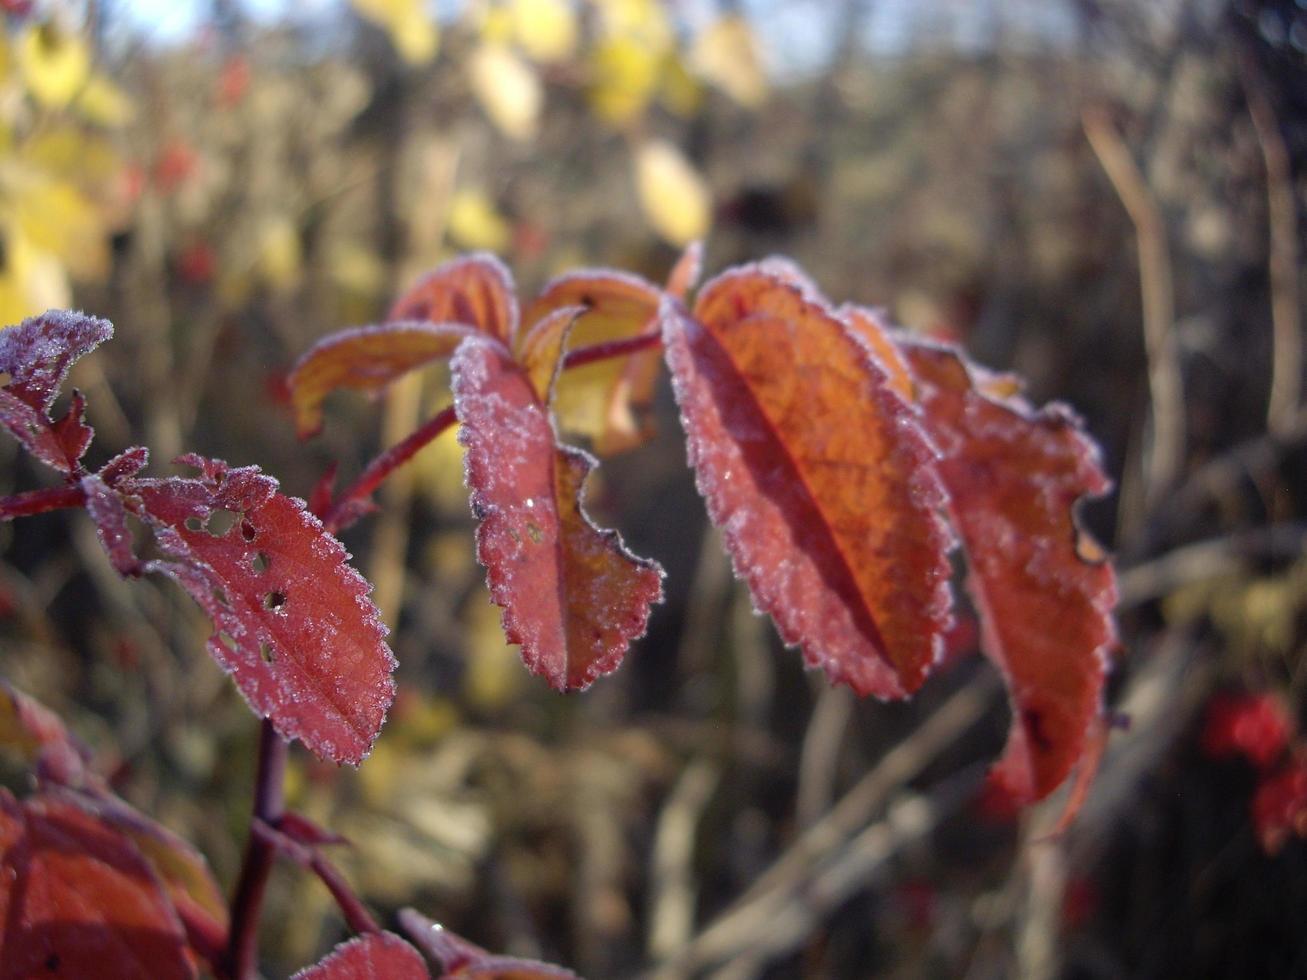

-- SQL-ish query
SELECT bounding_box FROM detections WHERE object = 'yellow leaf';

[592,0,672,49]
[327,239,387,297]
[633,139,710,246]
[658,53,703,117]
[446,188,511,252]
[463,594,523,711]
[18,23,90,109]
[12,175,108,280]
[510,0,577,62]
[21,128,121,185]
[467,43,541,142]
[75,73,136,127]
[413,418,468,512]
[351,0,439,65]
[255,215,302,292]
[0,222,71,328]
[689,14,768,108]
[587,36,661,125]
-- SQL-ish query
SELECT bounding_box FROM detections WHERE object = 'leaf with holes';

[122,455,395,765]
[522,268,664,454]
[452,335,663,692]
[400,909,580,978]
[286,322,478,438]
[390,253,519,345]
[0,310,112,474]
[0,788,193,980]
[901,340,1118,804]
[292,931,430,979]
[662,267,954,698]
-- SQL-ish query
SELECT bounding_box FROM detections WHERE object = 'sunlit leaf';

[447,189,512,253]
[124,456,396,765]
[287,321,477,438]
[840,304,915,403]
[400,908,581,978]
[351,0,439,65]
[468,43,542,142]
[451,335,663,691]
[510,0,577,63]
[587,36,660,124]
[0,789,193,980]
[390,253,519,346]
[662,266,954,697]
[516,304,584,403]
[0,308,111,474]
[17,22,90,109]
[901,340,1118,804]
[689,14,768,108]
[292,931,430,979]
[523,268,662,453]
[75,73,136,126]
[0,222,72,327]
[633,139,710,247]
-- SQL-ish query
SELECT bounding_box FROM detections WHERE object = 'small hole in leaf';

[259,642,275,664]
[25,422,39,437]
[212,587,231,608]
[205,509,240,537]
[241,520,257,542]
[263,591,287,611]
[185,517,204,532]
[525,522,543,544]
[217,632,238,652]
[252,552,271,573]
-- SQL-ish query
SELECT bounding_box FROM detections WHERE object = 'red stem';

[0,484,86,521]
[223,719,287,979]
[322,330,665,533]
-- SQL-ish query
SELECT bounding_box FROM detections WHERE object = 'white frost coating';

[396,251,520,343]
[0,310,114,410]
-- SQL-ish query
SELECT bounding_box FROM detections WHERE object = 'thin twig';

[1083,107,1184,506]
[1238,48,1303,436]
[648,759,721,959]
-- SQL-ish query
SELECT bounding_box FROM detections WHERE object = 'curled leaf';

[286,322,477,438]
[0,789,193,980]
[292,931,430,979]
[125,456,395,765]
[901,340,1118,804]
[452,335,663,691]
[0,309,112,474]
[523,268,663,453]
[390,253,519,347]
[662,267,954,698]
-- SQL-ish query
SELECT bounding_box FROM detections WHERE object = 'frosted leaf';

[292,932,429,979]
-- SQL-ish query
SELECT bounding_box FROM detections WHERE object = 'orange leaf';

[516,305,584,403]
[293,931,430,979]
[901,340,1118,804]
[0,789,193,980]
[523,269,663,454]
[451,335,663,691]
[663,266,954,698]
[390,253,519,346]
[286,322,476,438]
[839,304,915,404]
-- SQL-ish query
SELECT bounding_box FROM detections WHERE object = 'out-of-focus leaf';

[657,54,704,117]
[661,266,954,698]
[665,241,703,300]
[451,335,663,691]
[292,931,430,979]
[0,308,111,474]
[351,0,438,64]
[0,678,93,787]
[391,253,519,346]
[255,214,303,293]
[447,189,512,253]
[17,22,90,109]
[125,456,395,765]
[633,139,710,247]
[0,789,193,980]
[400,908,581,978]
[10,171,109,281]
[468,44,542,142]
[689,14,768,108]
[510,0,577,63]
[0,223,70,326]
[523,268,662,453]
[75,73,136,126]
[901,340,1118,805]
[587,36,660,124]
[287,322,476,438]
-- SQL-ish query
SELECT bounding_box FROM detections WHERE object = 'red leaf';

[292,931,430,979]
[400,909,580,979]
[125,456,395,764]
[82,473,142,576]
[0,679,94,789]
[0,310,112,474]
[662,267,954,698]
[665,241,704,300]
[523,269,664,454]
[390,253,519,346]
[0,789,193,980]
[286,322,477,438]
[901,340,1118,804]
[1252,757,1307,855]
[1201,690,1294,770]
[451,335,663,692]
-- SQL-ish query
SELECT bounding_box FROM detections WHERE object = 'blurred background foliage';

[1,0,1306,976]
